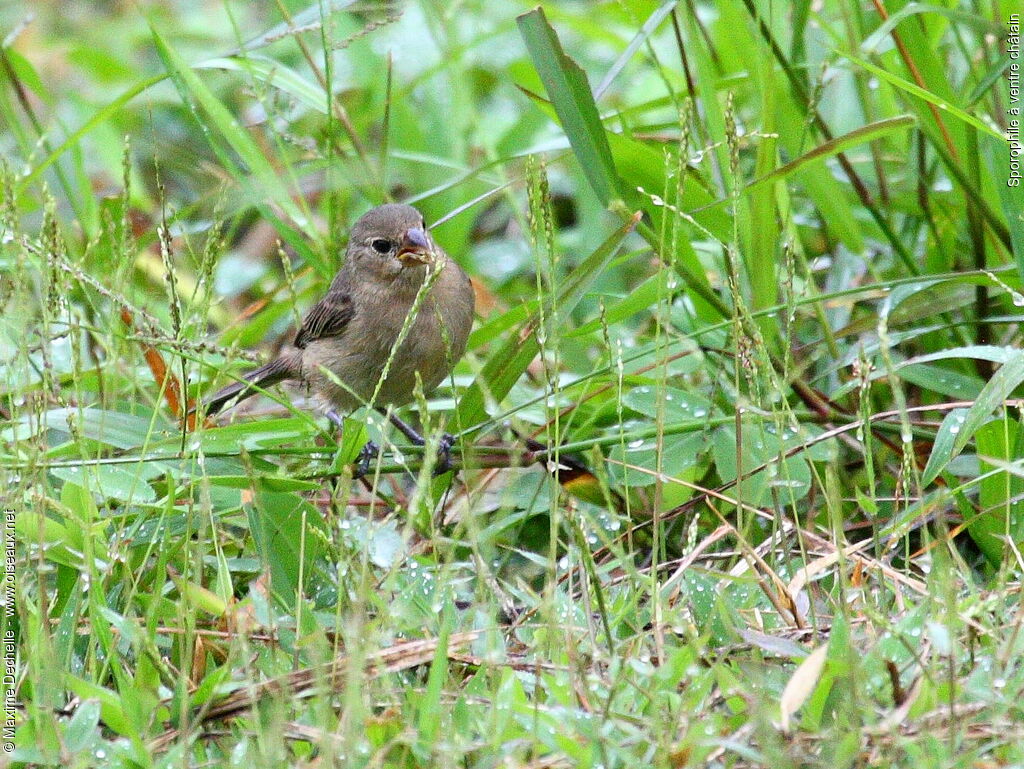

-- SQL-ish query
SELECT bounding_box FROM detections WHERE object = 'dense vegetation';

[2,0,1023,766]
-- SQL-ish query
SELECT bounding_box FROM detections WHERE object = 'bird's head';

[346,203,438,280]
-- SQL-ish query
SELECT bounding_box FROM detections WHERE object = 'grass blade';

[922,351,1024,485]
[456,211,641,434]
[149,23,306,225]
[517,7,625,206]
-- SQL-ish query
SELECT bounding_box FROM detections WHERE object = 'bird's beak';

[396,227,433,265]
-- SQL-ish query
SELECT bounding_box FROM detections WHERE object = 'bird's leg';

[379,409,456,475]
[434,432,455,475]
[354,441,380,479]
[385,411,425,444]
[327,408,380,478]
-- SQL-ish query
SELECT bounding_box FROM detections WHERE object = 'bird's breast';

[300,267,471,411]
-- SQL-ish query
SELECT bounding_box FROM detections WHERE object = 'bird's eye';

[370,238,392,254]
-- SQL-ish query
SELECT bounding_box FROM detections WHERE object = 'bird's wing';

[294,290,354,349]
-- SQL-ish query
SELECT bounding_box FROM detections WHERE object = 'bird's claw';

[354,440,380,479]
[433,432,456,476]
[353,434,457,478]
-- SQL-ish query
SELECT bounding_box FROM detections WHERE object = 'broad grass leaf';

[456,213,639,434]
[149,26,304,222]
[775,93,865,253]
[39,407,171,450]
[860,4,1003,53]
[622,385,714,422]
[15,508,82,570]
[608,432,707,488]
[923,351,1024,485]
[900,345,1019,365]
[63,699,102,754]
[517,7,625,206]
[830,344,1016,399]
[920,407,969,486]
[712,423,813,506]
[740,628,809,660]
[679,570,738,647]
[189,417,316,451]
[606,133,732,243]
[838,51,1002,140]
[62,675,133,738]
[779,643,829,733]
[566,269,685,339]
[50,464,156,503]
[202,475,320,492]
[746,116,916,193]
[898,363,985,400]
[974,419,1024,565]
[198,56,327,115]
[249,491,328,608]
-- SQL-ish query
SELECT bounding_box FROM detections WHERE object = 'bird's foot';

[351,428,457,478]
[432,432,456,476]
[354,440,380,479]
[382,411,457,476]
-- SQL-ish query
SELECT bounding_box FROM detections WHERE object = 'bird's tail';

[203,357,296,416]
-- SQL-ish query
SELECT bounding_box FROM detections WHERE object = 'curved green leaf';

[517,7,624,206]
[923,352,1024,485]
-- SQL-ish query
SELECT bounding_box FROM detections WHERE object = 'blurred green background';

[3,1,1024,766]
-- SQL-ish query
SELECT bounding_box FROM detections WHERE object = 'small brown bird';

[204,203,475,471]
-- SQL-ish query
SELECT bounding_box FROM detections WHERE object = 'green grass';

[2,0,1024,766]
